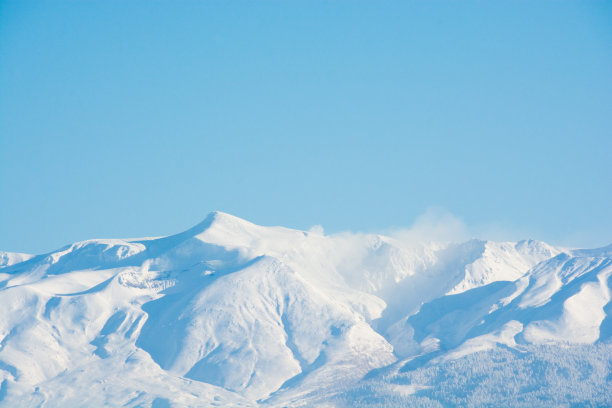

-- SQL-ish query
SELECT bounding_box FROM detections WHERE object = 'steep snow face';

[387,250,612,362]
[448,240,564,295]
[0,212,609,407]
[520,254,612,344]
[136,256,394,400]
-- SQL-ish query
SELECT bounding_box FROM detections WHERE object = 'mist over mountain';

[1,212,610,407]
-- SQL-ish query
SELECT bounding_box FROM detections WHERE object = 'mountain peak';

[207,210,253,225]
[182,211,266,251]
[177,211,254,238]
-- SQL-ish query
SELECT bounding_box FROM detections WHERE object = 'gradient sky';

[1,1,611,254]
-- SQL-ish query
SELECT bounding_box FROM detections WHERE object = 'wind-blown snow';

[0,212,610,407]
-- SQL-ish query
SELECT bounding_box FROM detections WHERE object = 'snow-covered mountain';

[0,212,610,407]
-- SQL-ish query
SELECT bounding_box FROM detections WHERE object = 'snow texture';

[0,212,610,407]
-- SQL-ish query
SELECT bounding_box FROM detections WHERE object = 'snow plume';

[388,207,471,245]
[308,224,325,235]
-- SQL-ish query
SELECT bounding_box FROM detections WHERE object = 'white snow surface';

[0,212,610,407]
[0,251,34,268]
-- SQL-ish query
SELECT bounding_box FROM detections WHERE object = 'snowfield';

[0,212,610,407]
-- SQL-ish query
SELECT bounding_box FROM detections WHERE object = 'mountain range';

[1,212,610,407]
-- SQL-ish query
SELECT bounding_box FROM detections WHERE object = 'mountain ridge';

[0,212,610,407]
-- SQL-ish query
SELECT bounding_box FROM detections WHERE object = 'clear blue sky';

[1,1,611,254]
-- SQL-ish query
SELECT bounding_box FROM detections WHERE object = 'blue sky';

[1,1,611,254]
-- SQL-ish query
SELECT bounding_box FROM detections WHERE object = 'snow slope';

[0,212,610,407]
[0,251,34,268]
